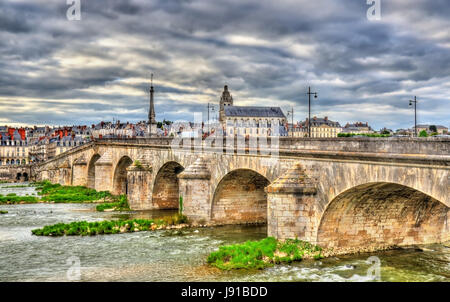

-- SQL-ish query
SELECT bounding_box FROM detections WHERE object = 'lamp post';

[287,107,294,137]
[409,96,418,137]
[207,103,216,135]
[307,86,318,138]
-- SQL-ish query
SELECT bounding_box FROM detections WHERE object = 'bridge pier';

[178,157,212,223]
[94,152,113,192]
[72,156,88,186]
[126,164,153,210]
[48,166,59,184]
[58,161,71,186]
[266,164,319,243]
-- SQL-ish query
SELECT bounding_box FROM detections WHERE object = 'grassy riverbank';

[0,210,8,214]
[207,237,323,270]
[31,213,188,236]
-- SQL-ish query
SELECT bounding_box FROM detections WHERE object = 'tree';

[419,130,428,137]
[429,125,437,133]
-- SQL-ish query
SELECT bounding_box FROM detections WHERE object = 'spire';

[148,73,156,125]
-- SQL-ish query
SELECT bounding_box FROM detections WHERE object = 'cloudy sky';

[0,0,449,130]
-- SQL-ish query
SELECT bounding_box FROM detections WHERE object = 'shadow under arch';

[113,156,133,195]
[87,154,101,189]
[316,182,449,250]
[152,161,185,209]
[211,168,270,224]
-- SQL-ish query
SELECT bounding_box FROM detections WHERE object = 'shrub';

[419,130,428,137]
[134,160,142,169]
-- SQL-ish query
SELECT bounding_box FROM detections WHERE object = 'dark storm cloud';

[0,0,449,129]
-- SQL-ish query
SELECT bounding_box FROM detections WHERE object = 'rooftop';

[224,106,286,118]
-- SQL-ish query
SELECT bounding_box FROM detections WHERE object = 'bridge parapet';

[96,136,449,153]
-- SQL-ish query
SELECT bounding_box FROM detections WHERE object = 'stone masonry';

[31,137,449,251]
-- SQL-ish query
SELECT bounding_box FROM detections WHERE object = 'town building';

[289,116,342,138]
[379,127,394,135]
[0,128,31,165]
[342,122,374,134]
[218,85,288,137]
[416,124,448,135]
[394,128,414,136]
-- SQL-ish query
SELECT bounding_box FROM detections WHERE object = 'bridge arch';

[113,156,133,195]
[152,161,185,209]
[316,182,449,251]
[87,154,101,189]
[211,169,270,224]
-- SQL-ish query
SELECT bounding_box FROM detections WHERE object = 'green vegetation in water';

[1,185,29,189]
[34,181,111,203]
[96,195,130,212]
[179,195,183,215]
[0,210,8,214]
[31,213,188,236]
[207,237,323,270]
[0,193,39,204]
[1,180,128,211]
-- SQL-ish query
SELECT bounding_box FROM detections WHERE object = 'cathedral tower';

[219,85,233,122]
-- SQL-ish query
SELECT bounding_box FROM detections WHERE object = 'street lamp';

[207,103,216,135]
[287,107,294,137]
[409,96,418,137]
[307,86,318,138]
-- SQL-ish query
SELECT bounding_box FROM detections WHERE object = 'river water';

[0,184,449,282]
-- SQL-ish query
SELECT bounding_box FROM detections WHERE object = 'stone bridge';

[0,165,32,182]
[32,137,449,251]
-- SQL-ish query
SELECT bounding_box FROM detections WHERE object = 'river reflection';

[0,185,448,282]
